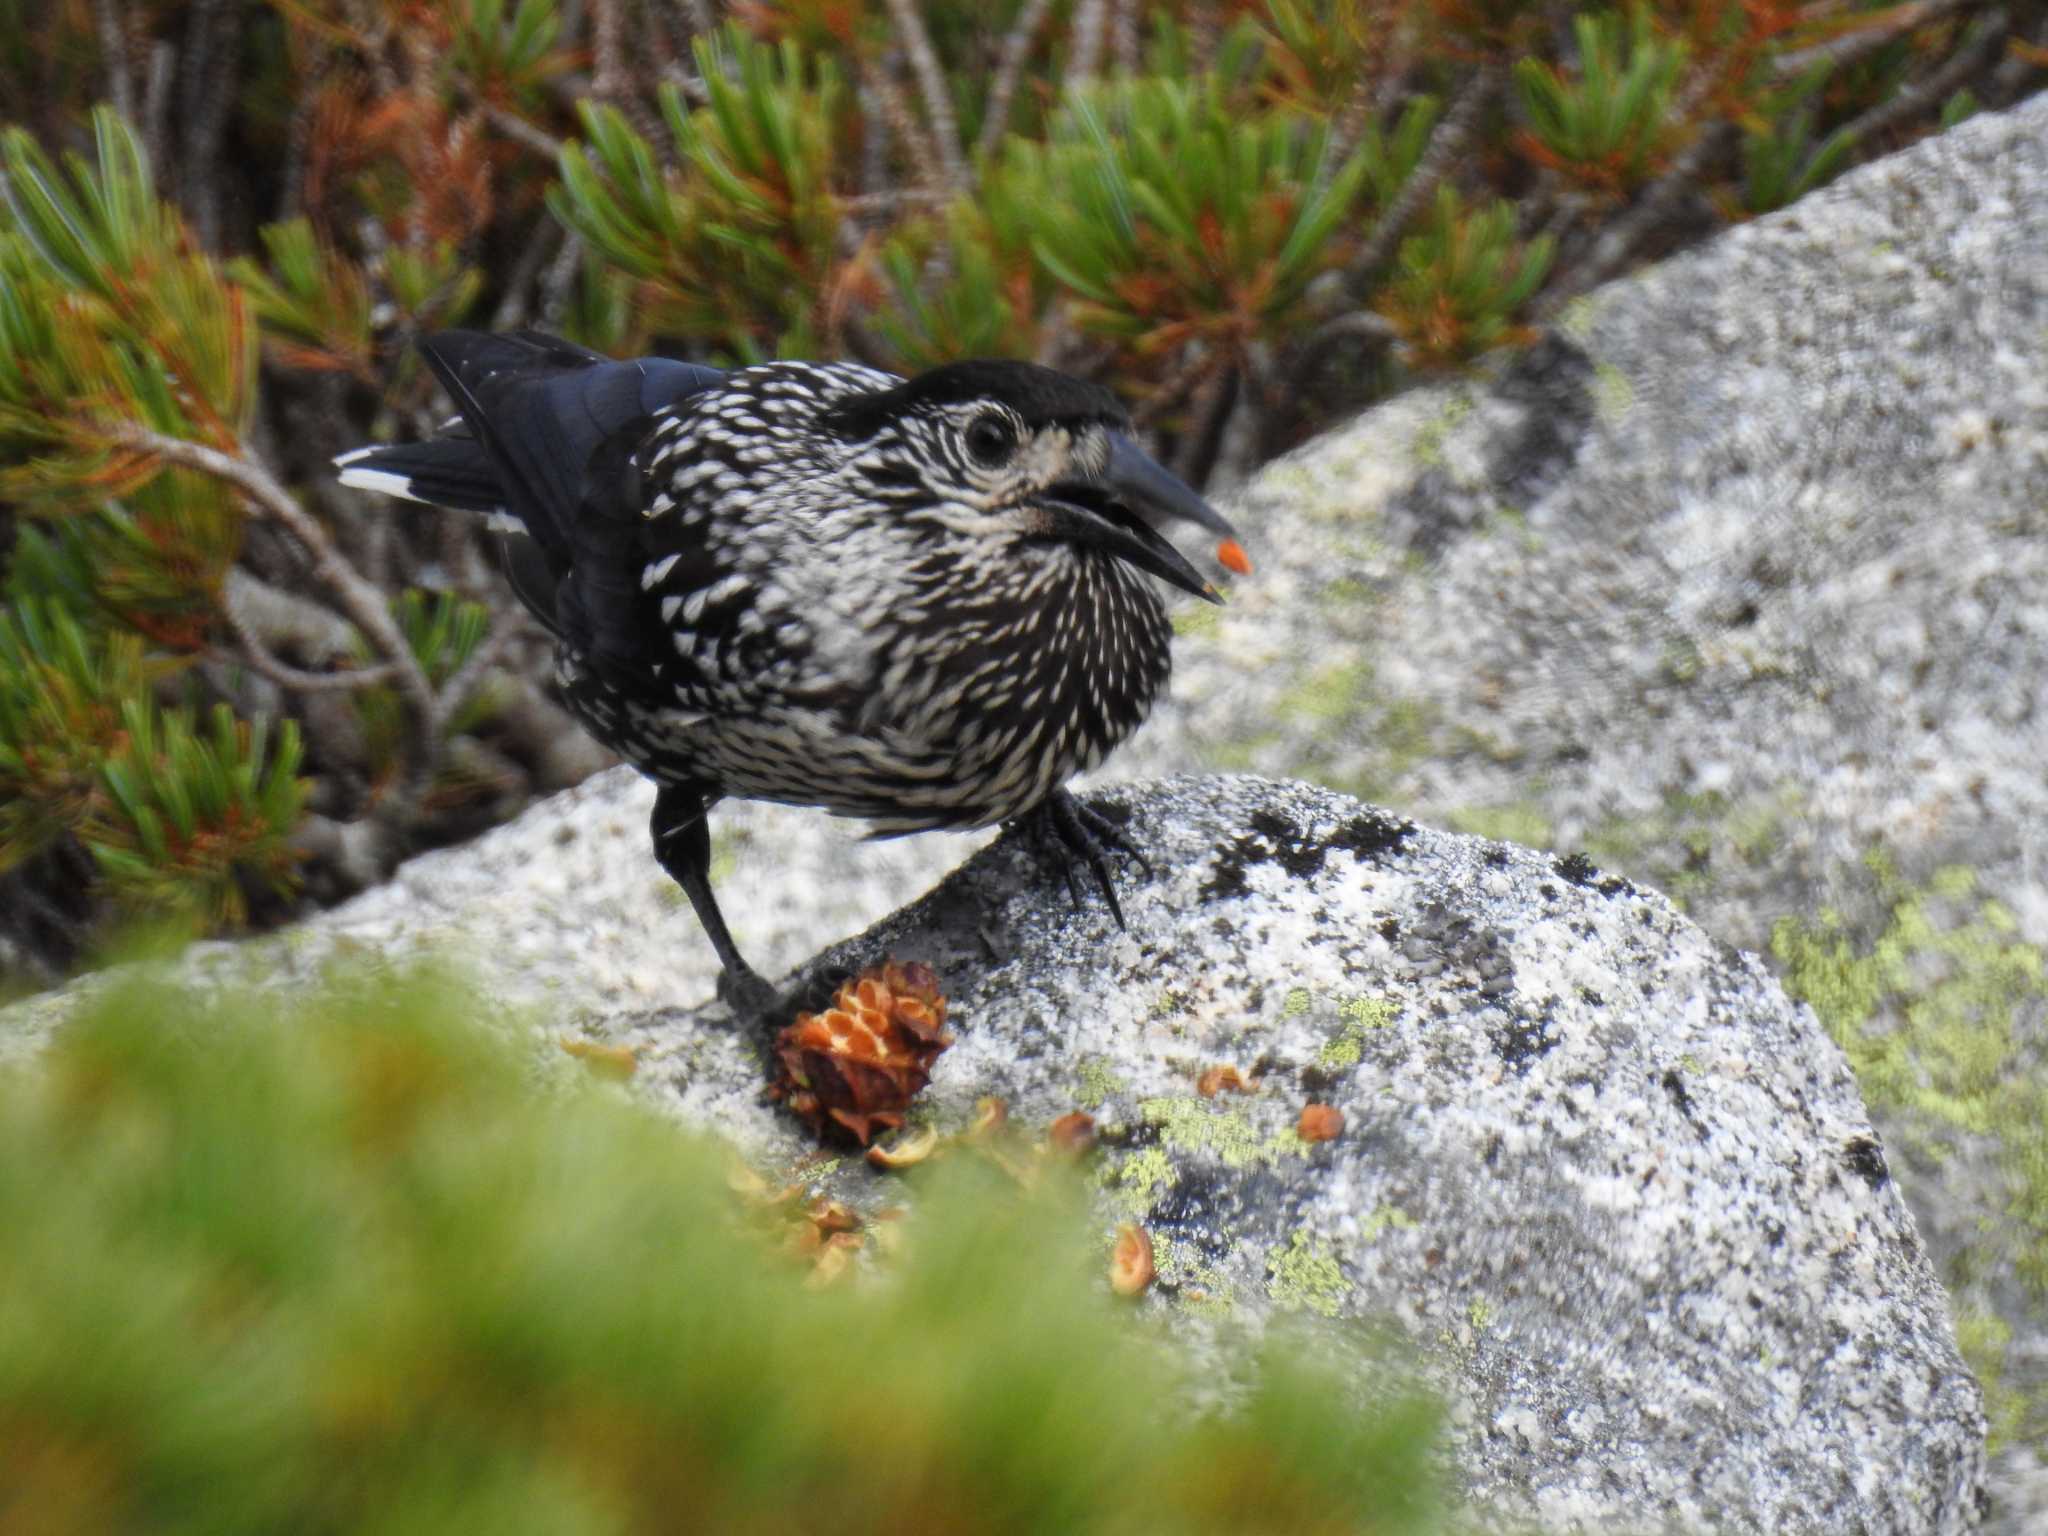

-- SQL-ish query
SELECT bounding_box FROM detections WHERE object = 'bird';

[336,330,1245,1021]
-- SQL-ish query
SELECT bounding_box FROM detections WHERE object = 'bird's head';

[822,359,1245,604]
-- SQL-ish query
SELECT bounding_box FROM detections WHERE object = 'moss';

[1320,997,1398,1070]
[1280,986,1313,1019]
[1171,603,1223,640]
[1267,1229,1347,1318]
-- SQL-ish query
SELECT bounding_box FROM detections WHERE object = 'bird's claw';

[1021,790,1147,930]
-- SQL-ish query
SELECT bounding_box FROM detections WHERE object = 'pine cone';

[770,960,951,1145]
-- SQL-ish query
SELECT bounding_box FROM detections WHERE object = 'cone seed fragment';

[558,1036,638,1079]
[1111,1224,1156,1296]
[1297,1103,1345,1142]
[866,1124,941,1170]
[1046,1111,1097,1156]
[1197,1064,1252,1097]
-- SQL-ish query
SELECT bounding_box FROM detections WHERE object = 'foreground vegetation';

[0,963,1444,1533]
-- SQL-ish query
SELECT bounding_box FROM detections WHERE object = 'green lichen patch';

[1320,996,1399,1070]
[1268,1229,1347,1317]
[1103,1143,1175,1216]
[1773,856,2048,1440]
[1140,1095,1294,1170]
[1075,1055,1127,1110]
[1360,1203,1418,1244]
[1592,361,1634,422]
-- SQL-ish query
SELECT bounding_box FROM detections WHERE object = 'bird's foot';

[715,964,788,1029]
[1019,790,1150,930]
[715,960,854,1033]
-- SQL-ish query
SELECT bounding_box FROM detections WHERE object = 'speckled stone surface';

[1107,95,2048,1522]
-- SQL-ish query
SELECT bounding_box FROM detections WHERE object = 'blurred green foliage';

[0,965,1446,1532]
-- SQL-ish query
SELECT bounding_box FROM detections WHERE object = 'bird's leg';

[1017,788,1151,930]
[650,784,783,1023]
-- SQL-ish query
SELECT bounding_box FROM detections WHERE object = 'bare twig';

[1069,0,1110,86]
[179,0,245,249]
[435,609,527,725]
[1346,60,1505,299]
[484,104,566,161]
[882,0,970,189]
[216,614,397,694]
[591,0,627,103]
[838,186,953,217]
[489,220,566,332]
[861,53,944,193]
[538,233,585,331]
[1111,0,1142,75]
[1292,309,1400,381]
[110,427,441,807]
[1773,0,1985,78]
[975,0,1058,166]
[1171,366,1237,487]
[1132,346,1222,428]
[90,0,136,120]
[1795,11,2009,183]
[141,42,175,179]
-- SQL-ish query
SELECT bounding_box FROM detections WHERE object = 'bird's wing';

[396,331,723,658]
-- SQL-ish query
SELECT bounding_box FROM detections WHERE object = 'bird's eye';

[964,414,1017,466]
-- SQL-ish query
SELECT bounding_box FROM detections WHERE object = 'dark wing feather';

[399,331,722,651]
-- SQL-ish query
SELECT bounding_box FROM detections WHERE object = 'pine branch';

[1346,61,1505,299]
[107,427,441,810]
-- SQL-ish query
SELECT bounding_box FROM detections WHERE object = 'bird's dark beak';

[1041,433,1242,605]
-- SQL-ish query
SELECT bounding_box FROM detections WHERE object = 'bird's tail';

[333,330,724,633]
[333,435,504,517]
